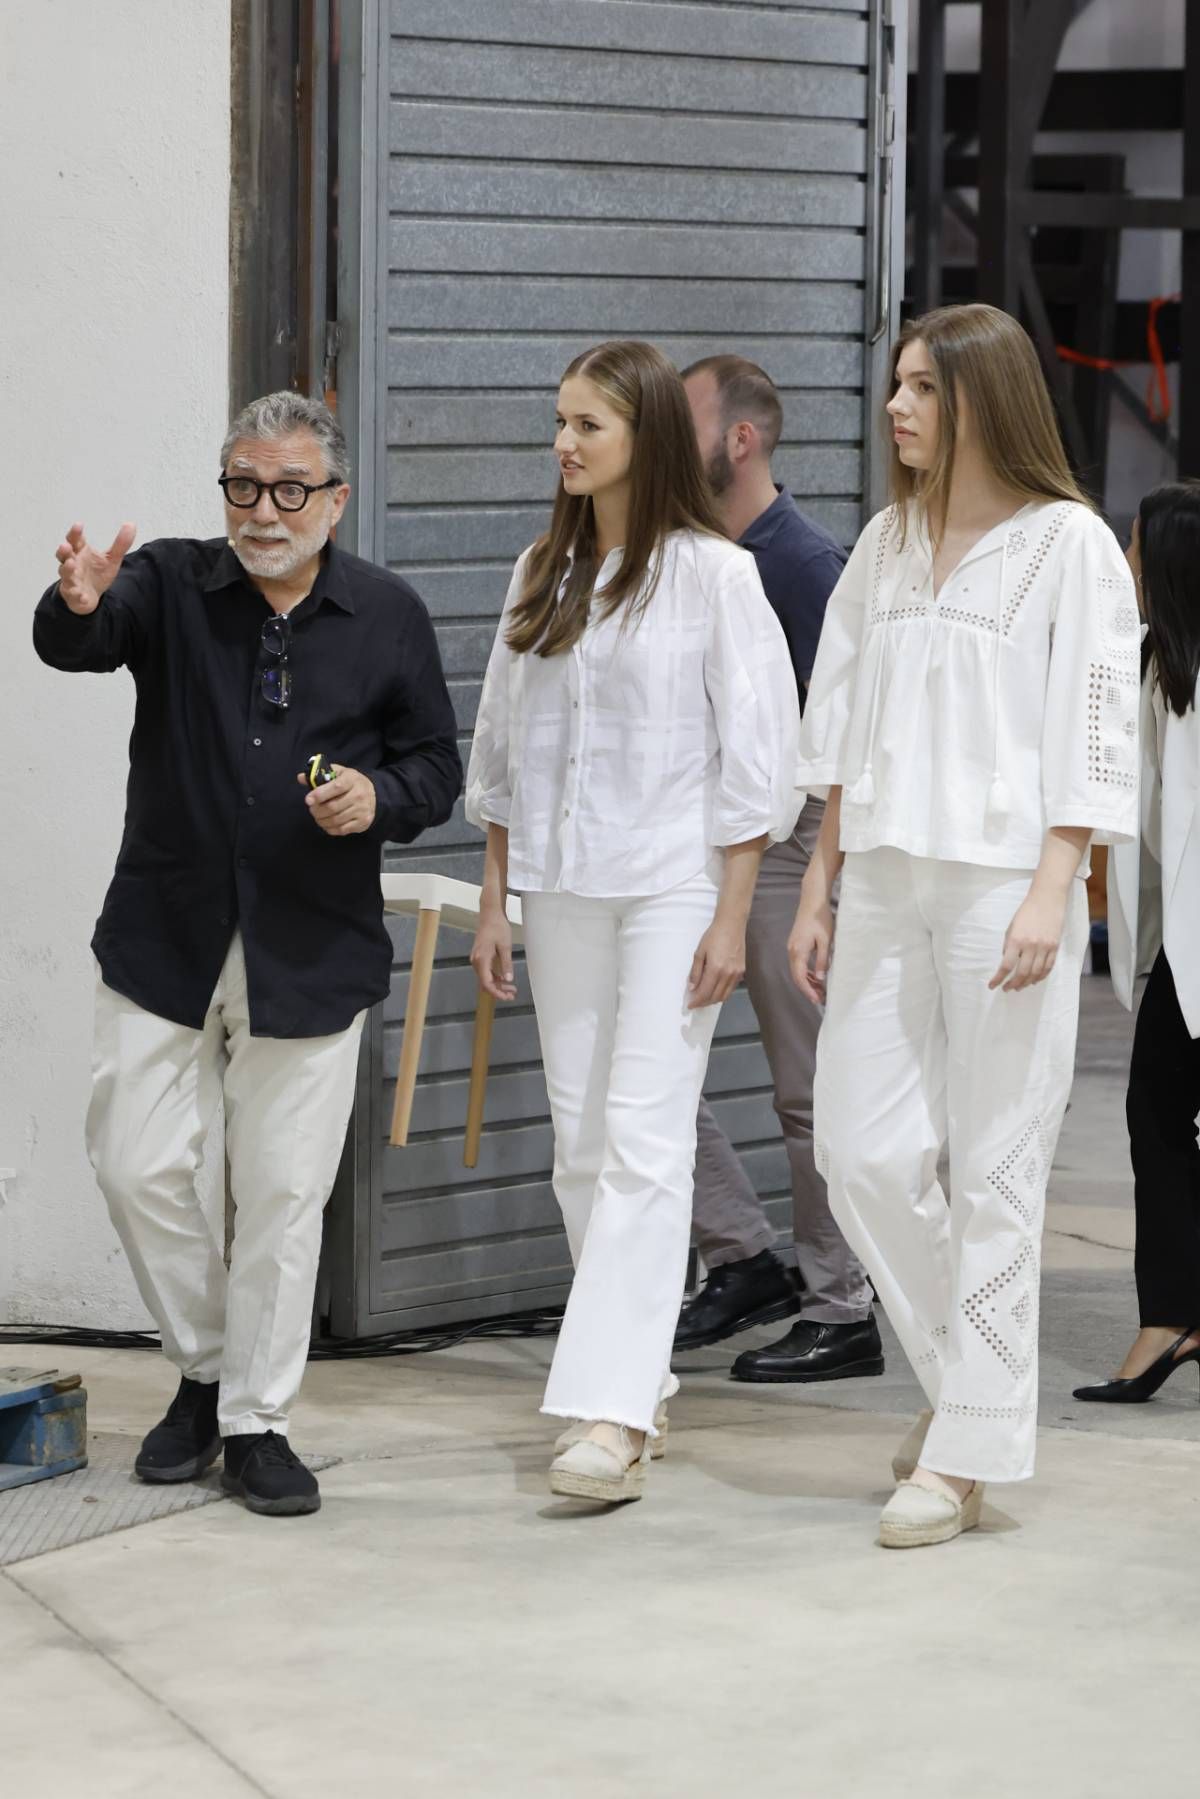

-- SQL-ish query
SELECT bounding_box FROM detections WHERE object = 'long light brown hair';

[889,303,1091,544]
[505,340,724,657]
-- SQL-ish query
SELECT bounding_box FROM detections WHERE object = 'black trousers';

[1127,948,1200,1324]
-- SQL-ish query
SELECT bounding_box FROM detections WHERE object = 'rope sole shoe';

[891,1409,934,1482]
[221,1430,321,1516]
[879,1478,984,1550]
[549,1428,650,1504]
[554,1402,669,1460]
[134,1375,221,1484]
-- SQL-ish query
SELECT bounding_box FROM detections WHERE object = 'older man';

[674,356,881,1383]
[34,392,461,1514]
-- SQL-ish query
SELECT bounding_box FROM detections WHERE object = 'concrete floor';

[5,979,1200,1797]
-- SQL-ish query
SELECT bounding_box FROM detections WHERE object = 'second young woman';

[789,303,1140,1548]
[467,340,800,1503]
[1075,481,1200,1404]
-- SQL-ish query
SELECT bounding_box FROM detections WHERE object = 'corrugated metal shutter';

[334,0,903,1332]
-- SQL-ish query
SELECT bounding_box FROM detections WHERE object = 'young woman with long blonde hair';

[467,340,800,1504]
[789,303,1139,1546]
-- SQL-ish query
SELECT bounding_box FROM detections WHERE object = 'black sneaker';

[134,1375,221,1483]
[221,1431,321,1516]
[673,1250,801,1351]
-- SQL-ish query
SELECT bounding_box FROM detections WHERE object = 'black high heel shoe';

[1073,1328,1200,1403]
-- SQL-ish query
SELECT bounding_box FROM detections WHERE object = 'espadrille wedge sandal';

[891,1409,934,1482]
[549,1426,651,1503]
[879,1476,984,1549]
[554,1401,668,1461]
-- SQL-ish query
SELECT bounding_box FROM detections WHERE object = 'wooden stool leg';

[463,990,496,1168]
[390,907,440,1146]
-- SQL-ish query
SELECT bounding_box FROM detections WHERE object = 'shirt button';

[252,737,262,747]
[237,857,248,868]
[572,701,579,710]
[246,795,255,806]
[569,756,576,766]
[563,807,571,817]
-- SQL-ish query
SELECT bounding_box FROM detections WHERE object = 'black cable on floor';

[0,1309,564,1361]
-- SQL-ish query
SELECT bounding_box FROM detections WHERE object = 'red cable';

[1055,293,1179,423]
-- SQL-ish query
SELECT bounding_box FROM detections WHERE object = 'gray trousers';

[693,799,873,1325]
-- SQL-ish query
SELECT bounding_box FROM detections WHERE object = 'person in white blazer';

[1076,481,1200,1404]
[788,304,1139,1549]
[466,340,801,1505]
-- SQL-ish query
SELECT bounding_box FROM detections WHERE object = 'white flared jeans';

[522,870,723,1434]
[814,848,1088,1483]
[87,935,365,1437]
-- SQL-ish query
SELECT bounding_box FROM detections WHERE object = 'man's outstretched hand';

[55,521,136,615]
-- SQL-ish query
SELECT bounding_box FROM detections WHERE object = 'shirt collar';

[203,538,355,613]
[738,485,795,552]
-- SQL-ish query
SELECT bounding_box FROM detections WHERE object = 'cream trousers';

[523,871,723,1434]
[815,849,1087,1484]
[87,935,365,1436]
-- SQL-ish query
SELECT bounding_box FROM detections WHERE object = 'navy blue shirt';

[739,487,846,709]
[34,538,462,1038]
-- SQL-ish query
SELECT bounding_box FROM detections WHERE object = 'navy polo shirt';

[739,487,847,710]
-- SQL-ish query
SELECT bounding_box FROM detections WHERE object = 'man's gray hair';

[221,391,350,482]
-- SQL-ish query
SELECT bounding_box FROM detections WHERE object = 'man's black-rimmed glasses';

[261,614,292,709]
[219,475,338,513]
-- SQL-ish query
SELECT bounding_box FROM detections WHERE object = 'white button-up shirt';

[465,530,802,896]
[799,499,1140,869]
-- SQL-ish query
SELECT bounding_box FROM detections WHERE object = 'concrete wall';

[0,0,231,1325]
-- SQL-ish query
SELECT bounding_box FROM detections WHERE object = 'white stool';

[381,873,523,1168]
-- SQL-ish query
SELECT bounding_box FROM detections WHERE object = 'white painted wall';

[0,0,231,1324]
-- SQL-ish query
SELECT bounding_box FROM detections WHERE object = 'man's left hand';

[297,765,378,836]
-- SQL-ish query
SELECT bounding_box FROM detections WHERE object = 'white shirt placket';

[556,638,585,889]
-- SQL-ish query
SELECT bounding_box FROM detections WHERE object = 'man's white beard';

[234,518,328,580]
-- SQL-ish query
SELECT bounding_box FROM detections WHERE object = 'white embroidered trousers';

[87,935,365,1437]
[522,871,723,1434]
[814,848,1088,1483]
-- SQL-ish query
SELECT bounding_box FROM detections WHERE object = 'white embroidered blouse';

[798,498,1141,869]
[465,531,802,896]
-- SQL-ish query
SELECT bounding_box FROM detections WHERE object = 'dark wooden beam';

[229,1,303,409]
[976,0,1022,311]
[927,69,1186,137]
[912,0,946,316]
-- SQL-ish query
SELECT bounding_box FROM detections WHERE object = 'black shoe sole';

[135,1437,222,1484]
[221,1474,321,1516]
[673,1293,802,1353]
[730,1354,886,1385]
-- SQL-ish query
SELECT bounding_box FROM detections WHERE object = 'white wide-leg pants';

[814,848,1087,1484]
[87,935,365,1437]
[523,871,723,1434]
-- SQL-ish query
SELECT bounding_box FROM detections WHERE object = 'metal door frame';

[325,0,908,1336]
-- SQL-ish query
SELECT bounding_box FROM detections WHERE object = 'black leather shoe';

[730,1316,885,1383]
[674,1251,801,1351]
[222,1431,321,1516]
[135,1375,221,1483]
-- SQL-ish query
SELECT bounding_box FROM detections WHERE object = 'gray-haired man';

[34,393,461,1513]
[675,357,882,1382]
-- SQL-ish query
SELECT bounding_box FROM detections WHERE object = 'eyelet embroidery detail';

[939,1400,1037,1421]
[988,1117,1049,1227]
[1001,504,1071,634]
[1087,661,1139,790]
[962,1240,1039,1380]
